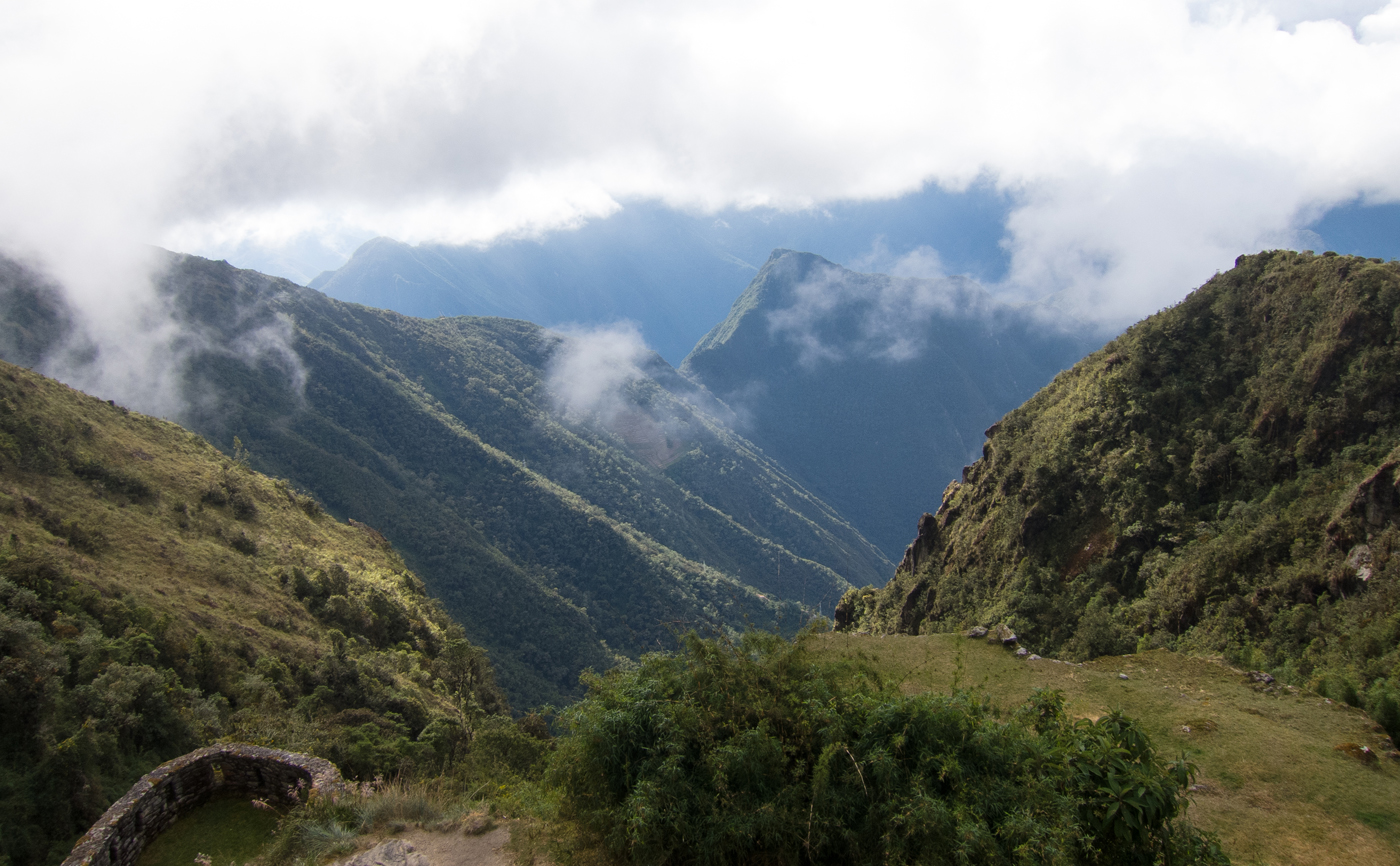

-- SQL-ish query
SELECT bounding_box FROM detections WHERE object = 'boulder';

[964,626,988,639]
[986,624,1017,646]
[342,840,428,866]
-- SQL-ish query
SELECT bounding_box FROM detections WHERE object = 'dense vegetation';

[839,251,1400,740]
[551,628,1226,865]
[0,361,516,866]
[682,250,1096,557]
[1,251,891,709]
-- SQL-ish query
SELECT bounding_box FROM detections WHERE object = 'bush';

[1366,680,1400,742]
[551,629,1226,866]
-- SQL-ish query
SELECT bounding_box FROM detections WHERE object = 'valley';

[3,250,893,709]
[2,248,1399,866]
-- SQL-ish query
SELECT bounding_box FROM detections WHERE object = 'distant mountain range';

[0,251,891,709]
[304,192,1014,365]
[681,250,1100,558]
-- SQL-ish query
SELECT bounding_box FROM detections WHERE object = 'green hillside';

[0,359,507,866]
[806,633,1400,865]
[1,251,890,709]
[838,251,1400,740]
[681,250,1097,557]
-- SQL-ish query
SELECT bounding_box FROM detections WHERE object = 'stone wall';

[62,744,343,866]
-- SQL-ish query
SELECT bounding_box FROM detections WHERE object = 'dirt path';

[338,827,515,866]
[399,827,513,866]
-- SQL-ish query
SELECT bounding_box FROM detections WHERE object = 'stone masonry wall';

[62,744,343,866]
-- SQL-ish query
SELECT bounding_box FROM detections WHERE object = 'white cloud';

[546,322,651,420]
[4,0,1400,342]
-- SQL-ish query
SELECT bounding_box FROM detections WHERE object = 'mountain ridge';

[838,250,1400,740]
[682,249,1101,557]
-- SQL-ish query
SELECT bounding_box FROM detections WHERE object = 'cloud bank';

[4,0,1400,354]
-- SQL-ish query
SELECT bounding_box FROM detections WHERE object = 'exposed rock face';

[897,512,940,575]
[833,595,854,631]
[1327,460,1400,549]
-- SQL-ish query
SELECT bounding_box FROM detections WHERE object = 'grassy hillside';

[807,633,1400,866]
[681,250,1097,557]
[0,251,890,709]
[839,251,1400,742]
[0,359,509,866]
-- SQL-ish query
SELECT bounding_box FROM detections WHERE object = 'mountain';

[0,251,891,710]
[837,250,1400,739]
[0,359,508,866]
[307,225,760,366]
[680,250,1100,558]
[303,190,1013,366]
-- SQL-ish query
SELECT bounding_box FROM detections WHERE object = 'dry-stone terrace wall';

[62,744,343,866]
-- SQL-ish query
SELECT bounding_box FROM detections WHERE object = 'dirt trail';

[340,827,514,866]
[401,827,512,866]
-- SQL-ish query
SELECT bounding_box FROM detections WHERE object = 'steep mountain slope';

[1,251,890,709]
[839,251,1400,737]
[0,359,506,866]
[681,250,1099,557]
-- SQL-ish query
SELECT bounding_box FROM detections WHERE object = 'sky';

[3,0,1400,378]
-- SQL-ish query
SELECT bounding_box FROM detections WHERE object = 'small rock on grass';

[1334,743,1380,766]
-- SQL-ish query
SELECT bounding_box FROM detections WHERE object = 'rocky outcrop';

[985,623,1018,647]
[1327,460,1400,549]
[62,744,342,866]
[897,512,940,575]
[341,839,429,866]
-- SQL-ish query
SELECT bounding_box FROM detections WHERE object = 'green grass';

[807,632,1400,866]
[135,795,279,866]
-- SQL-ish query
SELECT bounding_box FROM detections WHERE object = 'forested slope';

[0,360,507,866]
[839,250,1400,738]
[1,251,890,709]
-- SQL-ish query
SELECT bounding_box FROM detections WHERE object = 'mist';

[766,261,1006,367]
[546,322,652,423]
[0,248,306,424]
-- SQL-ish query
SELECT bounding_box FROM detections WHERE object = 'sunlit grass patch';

[807,632,1400,866]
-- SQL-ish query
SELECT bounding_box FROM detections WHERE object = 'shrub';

[551,629,1226,866]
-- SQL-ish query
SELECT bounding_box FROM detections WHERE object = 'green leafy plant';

[550,629,1225,865]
